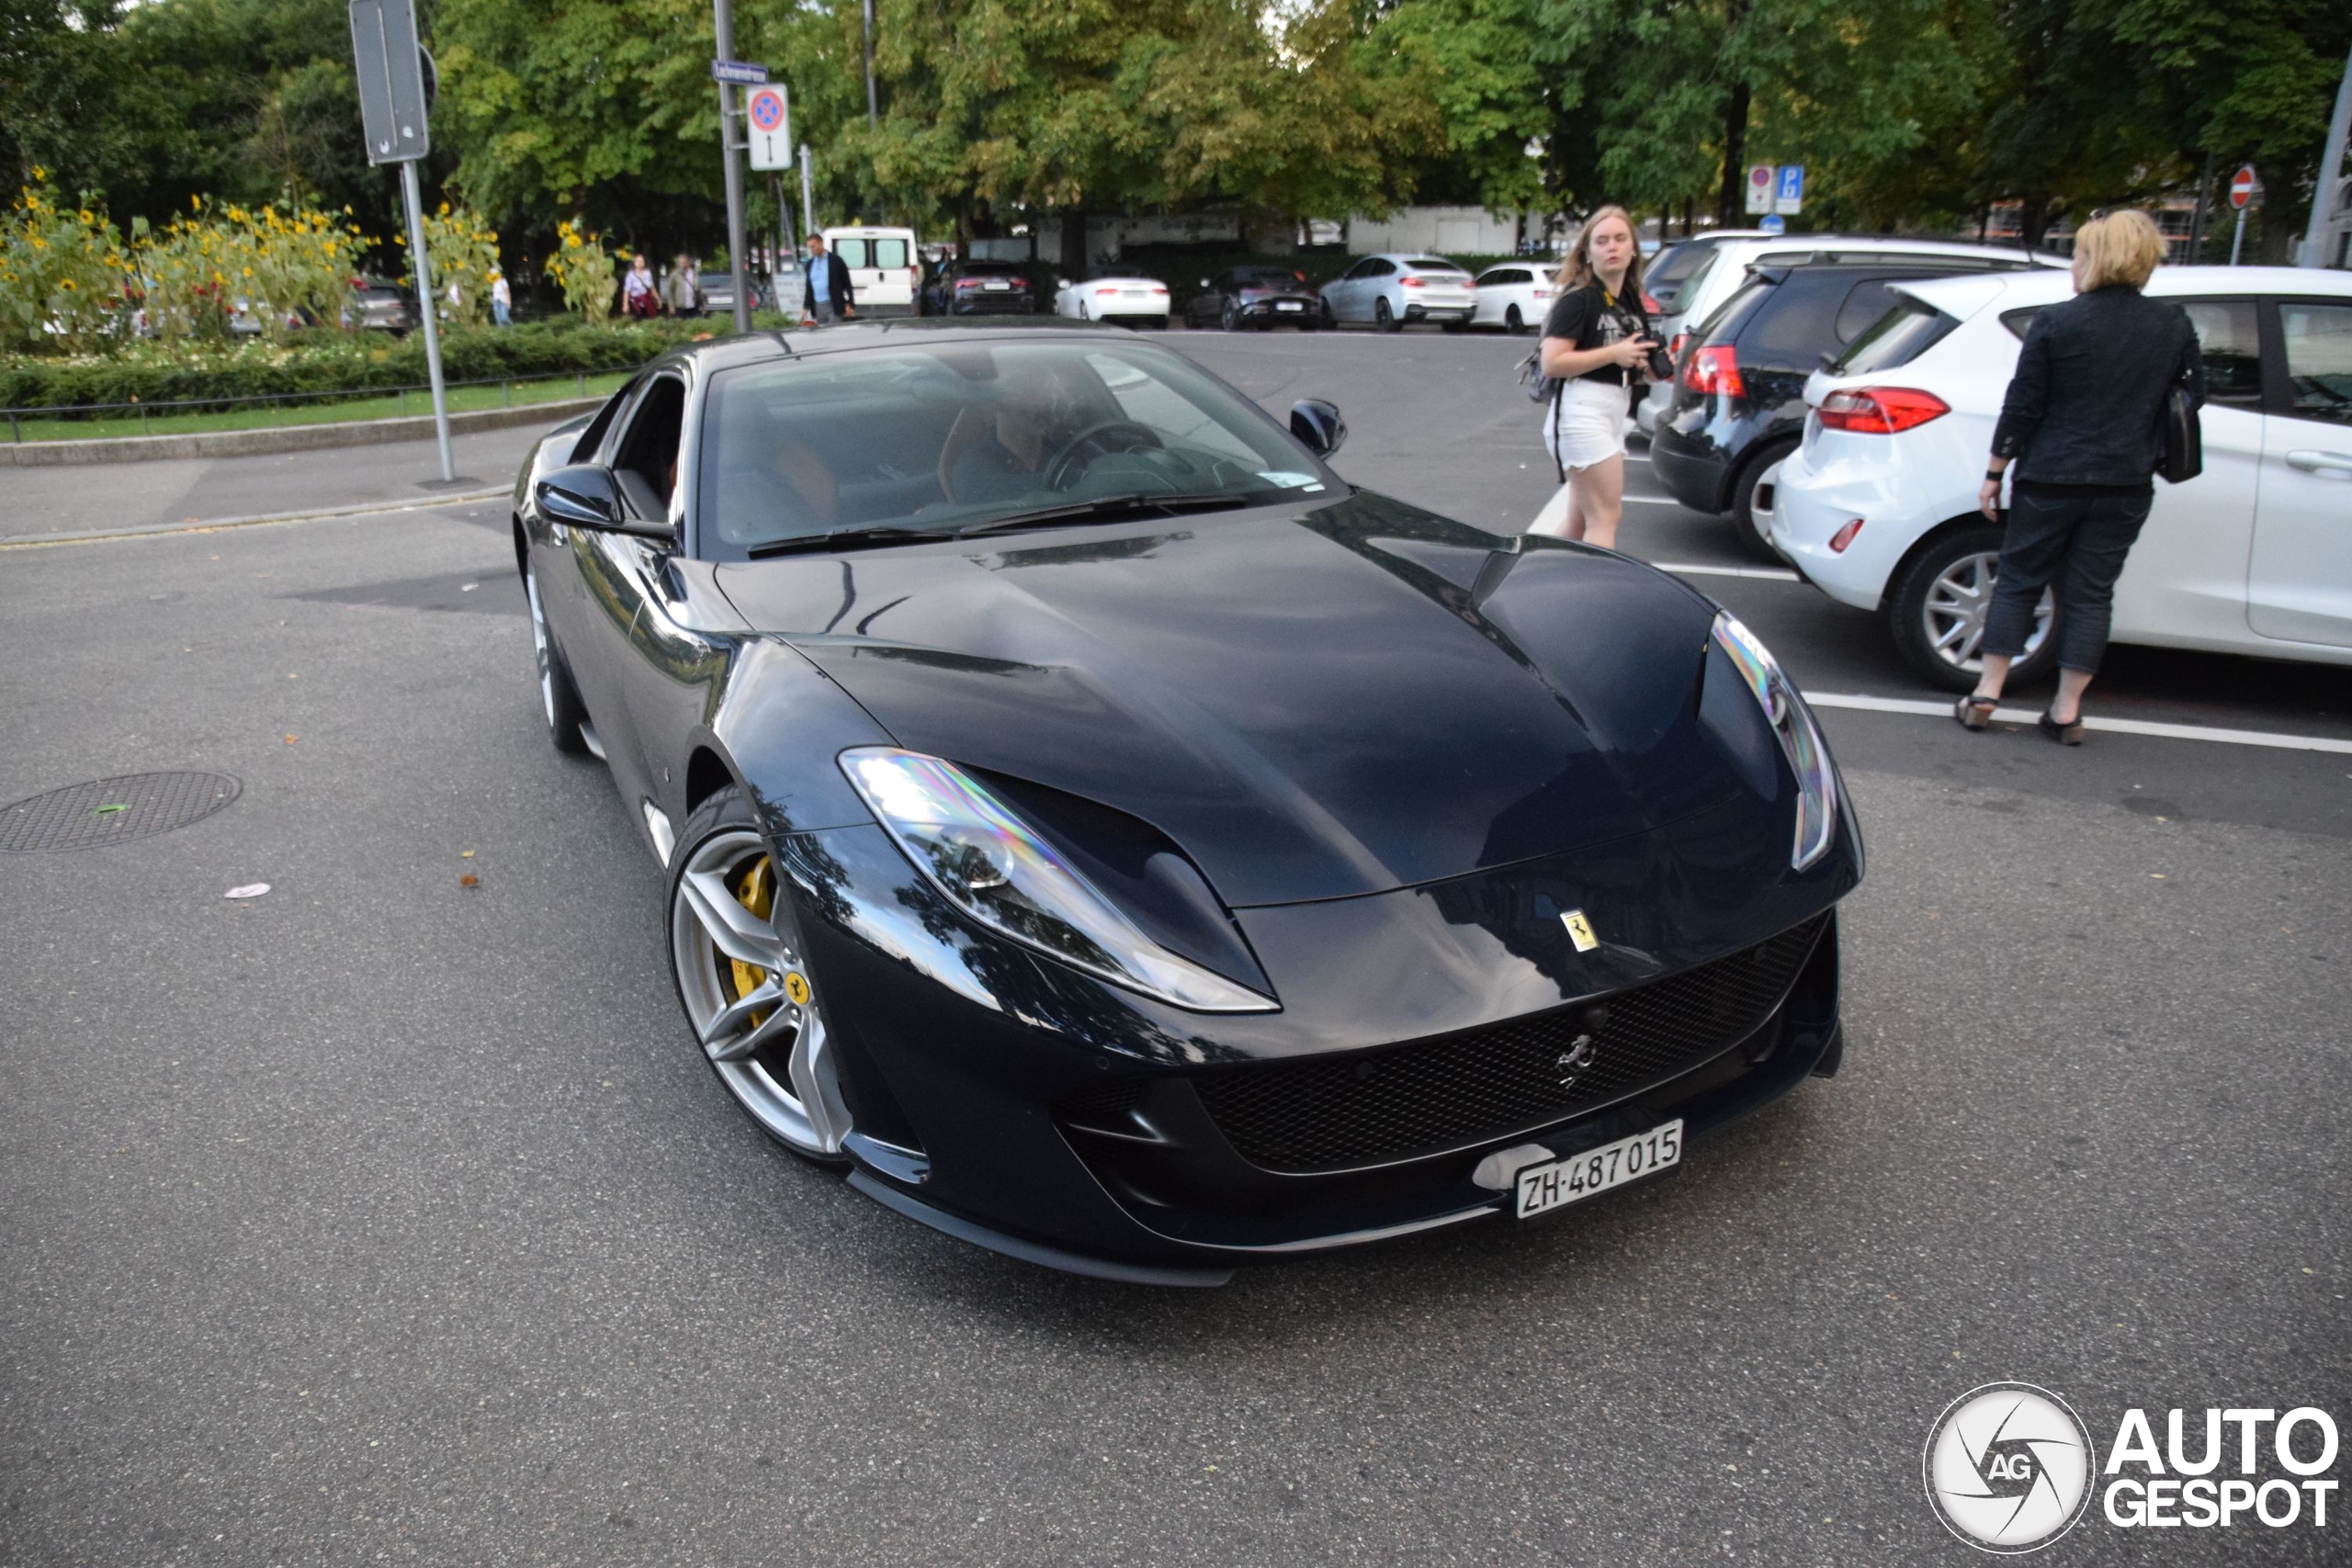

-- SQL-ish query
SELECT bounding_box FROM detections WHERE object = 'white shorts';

[1545,379,1631,473]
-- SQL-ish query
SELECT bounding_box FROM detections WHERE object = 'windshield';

[696,340,1333,558]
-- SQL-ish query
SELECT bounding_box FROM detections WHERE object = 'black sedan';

[1184,265,1327,331]
[923,258,1038,317]
[512,321,1862,1284]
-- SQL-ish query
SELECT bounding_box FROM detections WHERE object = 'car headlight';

[839,748,1277,1013]
[1711,614,1838,870]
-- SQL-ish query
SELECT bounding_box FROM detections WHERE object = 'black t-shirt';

[1542,281,1650,387]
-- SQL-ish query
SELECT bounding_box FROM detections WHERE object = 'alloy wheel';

[1920,549,2054,674]
[669,826,853,1159]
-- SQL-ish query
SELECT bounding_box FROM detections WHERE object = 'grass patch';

[5,371,633,443]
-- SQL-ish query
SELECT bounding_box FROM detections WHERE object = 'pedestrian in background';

[489,269,512,328]
[1526,204,1666,550]
[801,233,854,326]
[622,254,660,319]
[662,253,698,318]
[1956,209,2203,745]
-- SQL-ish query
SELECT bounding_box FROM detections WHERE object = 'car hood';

[714,492,1747,908]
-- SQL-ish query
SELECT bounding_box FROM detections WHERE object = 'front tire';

[524,557,592,755]
[667,786,854,1164]
[1886,524,2061,692]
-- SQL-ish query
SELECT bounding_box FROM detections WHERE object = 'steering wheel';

[1044,420,1164,491]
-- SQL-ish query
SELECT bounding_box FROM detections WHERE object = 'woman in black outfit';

[1958,209,2203,743]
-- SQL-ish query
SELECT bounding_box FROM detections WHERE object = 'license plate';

[984,281,1010,290]
[1277,301,1303,310]
[1514,1120,1682,1219]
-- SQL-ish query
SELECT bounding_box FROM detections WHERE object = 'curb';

[0,395,605,466]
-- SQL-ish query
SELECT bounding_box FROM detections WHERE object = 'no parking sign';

[746,85,790,172]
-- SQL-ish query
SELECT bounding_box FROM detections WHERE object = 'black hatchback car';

[1652,256,2036,552]
[925,258,1039,317]
[1184,265,1325,331]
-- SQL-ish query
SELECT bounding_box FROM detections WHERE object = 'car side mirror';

[1290,400,1346,458]
[537,464,624,528]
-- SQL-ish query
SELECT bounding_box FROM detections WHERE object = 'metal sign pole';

[2231,204,2248,266]
[399,161,454,481]
[799,145,815,238]
[711,0,754,334]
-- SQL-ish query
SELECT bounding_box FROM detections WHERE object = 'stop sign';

[2229,166,2256,210]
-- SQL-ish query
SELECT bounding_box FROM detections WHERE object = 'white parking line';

[1802,692,2352,755]
[1653,560,1803,581]
[1622,494,1684,505]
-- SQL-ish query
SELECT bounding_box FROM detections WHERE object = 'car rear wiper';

[956,491,1252,537]
[745,524,962,558]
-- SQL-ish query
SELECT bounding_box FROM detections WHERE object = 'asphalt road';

[3,325,2346,1566]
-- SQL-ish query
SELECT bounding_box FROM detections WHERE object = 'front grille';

[1193,915,1828,1173]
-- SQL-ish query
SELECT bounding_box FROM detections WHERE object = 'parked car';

[925,257,1038,317]
[1635,237,2064,436]
[1319,254,1476,333]
[345,276,419,334]
[1053,271,1171,328]
[1467,264,1556,334]
[1184,265,1324,331]
[824,226,922,317]
[1652,256,2048,550]
[511,323,1861,1281]
[696,269,756,316]
[1766,265,2352,690]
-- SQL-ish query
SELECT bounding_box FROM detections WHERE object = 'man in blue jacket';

[802,234,856,326]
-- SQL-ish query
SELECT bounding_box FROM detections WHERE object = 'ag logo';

[1924,1382,2096,1553]
[1555,1033,1597,1088]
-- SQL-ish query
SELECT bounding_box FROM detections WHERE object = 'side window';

[571,376,641,463]
[833,238,870,269]
[873,239,908,270]
[2177,299,2263,408]
[2278,302,2352,426]
[1834,279,1905,344]
[612,375,687,520]
[1999,307,2042,341]
[1368,258,1396,277]
[1736,276,1843,367]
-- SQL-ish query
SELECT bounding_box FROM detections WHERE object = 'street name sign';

[1746,164,1775,215]
[349,0,431,164]
[1776,164,1804,215]
[747,85,792,172]
[712,59,769,85]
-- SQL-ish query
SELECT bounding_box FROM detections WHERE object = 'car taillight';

[1148,285,1167,294]
[1682,344,1744,397]
[1668,332,1690,361]
[1294,271,1306,283]
[1828,518,1866,554]
[1817,386,1950,434]
[1096,287,1118,295]
[1641,291,1662,314]
[1009,276,1029,290]
[1401,276,1424,288]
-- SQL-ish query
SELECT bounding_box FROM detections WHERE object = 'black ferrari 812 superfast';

[511,321,1861,1285]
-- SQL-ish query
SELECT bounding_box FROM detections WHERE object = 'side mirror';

[537,464,623,528]
[1290,400,1345,458]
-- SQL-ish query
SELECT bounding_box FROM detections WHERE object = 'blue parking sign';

[1776,164,1804,214]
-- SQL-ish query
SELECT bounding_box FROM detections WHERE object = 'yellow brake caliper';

[730,857,777,1029]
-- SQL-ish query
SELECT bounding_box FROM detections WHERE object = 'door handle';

[2285,450,2352,476]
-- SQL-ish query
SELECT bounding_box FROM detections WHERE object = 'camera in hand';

[1644,331,1674,382]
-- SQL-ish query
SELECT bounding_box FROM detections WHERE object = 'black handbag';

[2157,321,2201,484]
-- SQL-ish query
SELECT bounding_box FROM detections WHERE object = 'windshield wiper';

[746,525,962,558]
[956,491,1253,537]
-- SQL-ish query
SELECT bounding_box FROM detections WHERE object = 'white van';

[822,226,921,317]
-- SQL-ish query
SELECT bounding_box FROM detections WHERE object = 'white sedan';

[1319,254,1476,332]
[1468,264,1555,334]
[1052,275,1170,329]
[1765,265,2352,689]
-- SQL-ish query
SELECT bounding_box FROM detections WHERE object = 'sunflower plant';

[1,169,137,354]
[542,219,617,322]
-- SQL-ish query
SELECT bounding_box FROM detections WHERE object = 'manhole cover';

[0,772,242,852]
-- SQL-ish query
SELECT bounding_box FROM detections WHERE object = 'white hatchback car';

[1052,274,1170,328]
[1466,264,1556,333]
[1636,235,2066,435]
[1767,265,2352,689]
[1320,254,1476,332]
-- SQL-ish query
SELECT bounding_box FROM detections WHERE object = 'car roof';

[1722,235,2068,267]
[1894,264,2352,319]
[653,320,1131,376]
[1365,253,1468,268]
[823,225,916,236]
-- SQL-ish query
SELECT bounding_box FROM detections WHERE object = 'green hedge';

[0,318,722,415]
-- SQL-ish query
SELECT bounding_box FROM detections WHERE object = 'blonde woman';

[1957,209,2204,744]
[1528,206,1666,548]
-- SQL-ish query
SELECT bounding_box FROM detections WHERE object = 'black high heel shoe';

[2038,710,2085,746]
